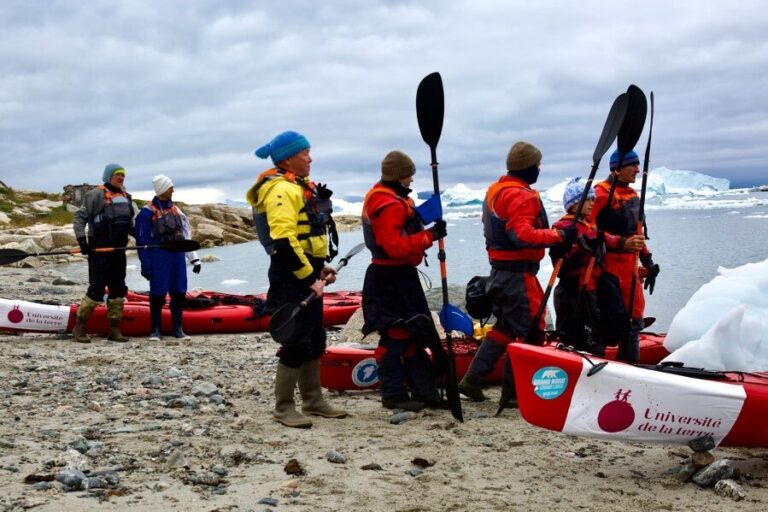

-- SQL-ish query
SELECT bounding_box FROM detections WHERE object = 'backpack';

[465,275,492,320]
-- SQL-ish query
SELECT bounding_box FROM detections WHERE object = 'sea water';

[64,192,767,332]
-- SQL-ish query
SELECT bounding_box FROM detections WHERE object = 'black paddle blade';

[160,239,201,252]
[268,302,302,344]
[495,382,518,416]
[416,72,445,149]
[593,93,628,165]
[336,242,366,270]
[444,363,464,422]
[0,248,30,266]
[617,84,647,154]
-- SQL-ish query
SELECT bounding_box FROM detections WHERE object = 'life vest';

[361,183,424,262]
[482,177,550,262]
[147,202,183,241]
[248,168,337,259]
[91,185,133,239]
[551,214,603,279]
[594,180,640,236]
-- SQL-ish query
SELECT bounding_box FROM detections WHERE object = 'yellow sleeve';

[262,181,314,281]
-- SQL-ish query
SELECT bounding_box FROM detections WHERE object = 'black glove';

[316,182,333,200]
[192,260,202,274]
[77,237,90,255]
[141,270,152,281]
[429,219,447,241]
[640,252,655,269]
[644,263,660,295]
[576,233,603,253]
[559,226,578,248]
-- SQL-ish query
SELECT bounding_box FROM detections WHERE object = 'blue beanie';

[254,131,310,165]
[563,177,595,212]
[609,149,640,170]
[102,163,125,183]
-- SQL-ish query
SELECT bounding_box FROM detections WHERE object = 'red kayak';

[507,343,768,448]
[0,291,361,337]
[123,289,362,328]
[319,333,669,391]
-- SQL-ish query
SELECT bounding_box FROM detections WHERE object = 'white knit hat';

[152,174,174,196]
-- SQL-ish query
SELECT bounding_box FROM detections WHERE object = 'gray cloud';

[1,0,767,201]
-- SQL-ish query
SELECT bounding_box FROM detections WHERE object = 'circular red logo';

[597,389,635,433]
[7,306,24,324]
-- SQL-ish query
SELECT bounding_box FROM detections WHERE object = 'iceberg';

[332,168,742,216]
[663,257,768,372]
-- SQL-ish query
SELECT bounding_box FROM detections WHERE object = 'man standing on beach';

[589,149,658,363]
[71,164,136,343]
[458,142,576,404]
[246,130,347,428]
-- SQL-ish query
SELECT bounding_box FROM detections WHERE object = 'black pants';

[269,255,327,368]
[86,250,127,301]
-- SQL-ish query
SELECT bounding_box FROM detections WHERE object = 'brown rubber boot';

[273,363,312,428]
[71,295,100,344]
[298,359,348,419]
[106,297,129,342]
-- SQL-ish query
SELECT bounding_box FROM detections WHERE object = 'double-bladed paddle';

[0,238,201,266]
[268,243,365,344]
[624,91,655,354]
[416,71,464,423]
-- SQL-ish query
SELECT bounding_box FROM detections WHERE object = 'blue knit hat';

[609,149,640,170]
[102,163,125,183]
[255,131,310,165]
[563,176,595,213]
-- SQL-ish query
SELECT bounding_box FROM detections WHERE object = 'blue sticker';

[532,366,568,400]
[352,358,379,387]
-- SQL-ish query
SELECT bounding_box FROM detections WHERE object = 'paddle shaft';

[417,72,463,423]
[0,239,200,266]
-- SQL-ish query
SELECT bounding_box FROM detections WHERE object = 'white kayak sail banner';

[562,359,746,445]
[0,298,70,333]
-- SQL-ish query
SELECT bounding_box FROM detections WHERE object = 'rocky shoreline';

[0,266,767,511]
[0,187,361,268]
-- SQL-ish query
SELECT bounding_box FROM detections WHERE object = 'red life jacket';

[362,183,426,266]
[482,176,553,264]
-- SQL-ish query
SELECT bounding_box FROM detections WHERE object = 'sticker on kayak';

[0,298,70,332]
[562,360,747,445]
[532,366,568,399]
[352,358,379,387]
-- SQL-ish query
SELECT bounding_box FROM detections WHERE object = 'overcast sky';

[1,0,767,203]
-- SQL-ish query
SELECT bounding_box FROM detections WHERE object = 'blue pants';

[149,249,187,296]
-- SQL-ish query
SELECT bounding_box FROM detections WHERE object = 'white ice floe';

[221,279,248,286]
[663,257,768,371]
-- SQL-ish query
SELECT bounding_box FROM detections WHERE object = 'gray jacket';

[73,185,137,240]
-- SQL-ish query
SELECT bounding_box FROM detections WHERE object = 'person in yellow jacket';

[246,130,347,428]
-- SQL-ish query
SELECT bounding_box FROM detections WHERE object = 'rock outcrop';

[0,183,361,266]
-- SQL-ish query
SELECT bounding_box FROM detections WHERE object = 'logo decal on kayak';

[597,388,635,433]
[7,305,24,324]
[532,366,568,399]
[352,358,379,387]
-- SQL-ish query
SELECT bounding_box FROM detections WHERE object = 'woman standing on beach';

[361,150,447,412]
[135,174,201,341]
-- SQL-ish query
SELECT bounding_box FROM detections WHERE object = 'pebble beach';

[1,264,767,512]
